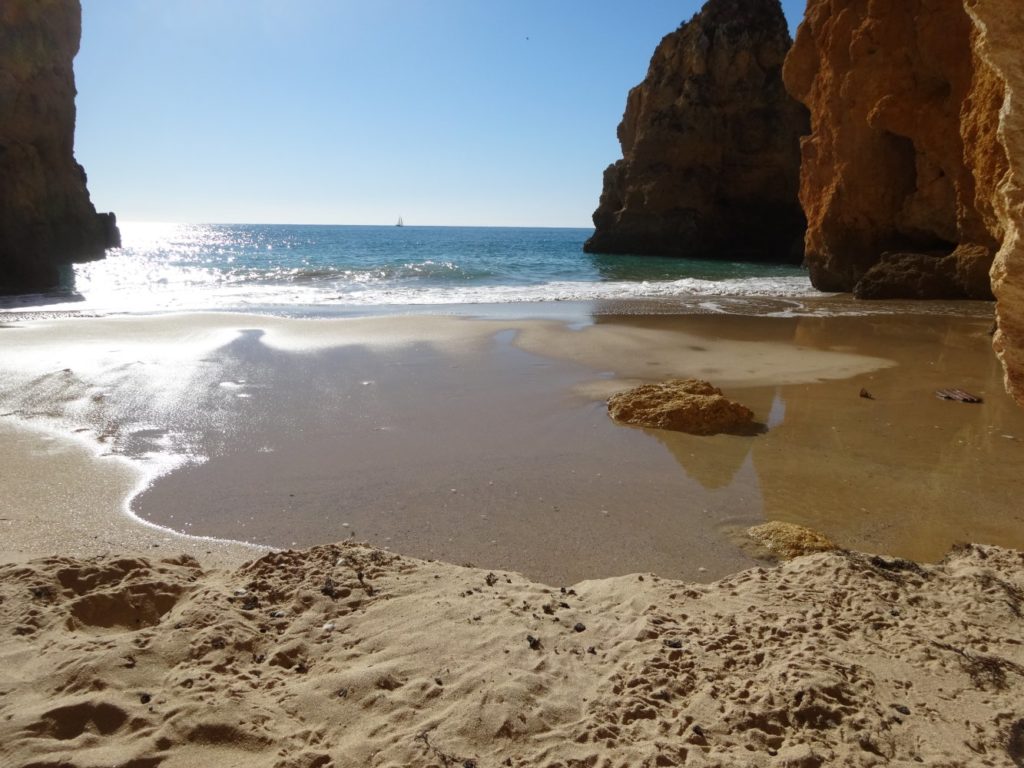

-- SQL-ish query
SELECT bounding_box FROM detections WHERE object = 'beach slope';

[1,540,1021,767]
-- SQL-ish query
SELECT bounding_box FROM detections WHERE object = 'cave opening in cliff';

[880,131,959,256]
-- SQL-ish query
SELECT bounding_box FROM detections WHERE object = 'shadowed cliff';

[0,0,119,295]
[584,0,807,263]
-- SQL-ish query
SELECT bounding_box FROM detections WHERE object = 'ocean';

[1,222,824,316]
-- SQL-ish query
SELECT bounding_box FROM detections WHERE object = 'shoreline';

[0,417,264,569]
[0,292,1000,324]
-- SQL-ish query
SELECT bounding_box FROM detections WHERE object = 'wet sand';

[2,303,1022,583]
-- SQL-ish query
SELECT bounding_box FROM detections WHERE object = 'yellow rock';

[747,521,838,559]
[607,378,755,435]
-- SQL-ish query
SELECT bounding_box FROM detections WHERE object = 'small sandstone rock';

[607,378,755,435]
[747,521,837,559]
[772,743,825,768]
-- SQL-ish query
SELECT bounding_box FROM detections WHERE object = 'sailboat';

[396,216,404,227]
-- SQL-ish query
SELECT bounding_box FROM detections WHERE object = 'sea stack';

[782,0,1008,300]
[584,0,808,262]
[0,0,120,295]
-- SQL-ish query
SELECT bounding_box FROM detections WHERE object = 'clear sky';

[75,1,805,228]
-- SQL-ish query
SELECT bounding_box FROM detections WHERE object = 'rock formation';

[584,0,807,262]
[747,521,838,559]
[607,378,755,435]
[966,1,1024,406]
[782,0,1008,299]
[0,0,119,295]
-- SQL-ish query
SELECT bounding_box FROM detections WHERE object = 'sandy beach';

[2,539,1022,767]
[2,304,1023,767]
[5,0,1024,762]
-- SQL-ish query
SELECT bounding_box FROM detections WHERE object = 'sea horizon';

[0,221,841,318]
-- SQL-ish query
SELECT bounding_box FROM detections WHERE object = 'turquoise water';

[6,222,818,314]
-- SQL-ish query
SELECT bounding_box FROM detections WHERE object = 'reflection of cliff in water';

[617,312,1024,562]
[643,386,779,490]
[746,315,1024,560]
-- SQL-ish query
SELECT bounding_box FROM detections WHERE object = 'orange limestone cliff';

[966,0,1024,405]
[584,0,807,262]
[782,0,1008,299]
[0,0,119,295]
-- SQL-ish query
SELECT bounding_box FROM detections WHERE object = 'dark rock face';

[584,0,808,262]
[0,0,119,295]
[782,0,1008,298]
[853,245,995,300]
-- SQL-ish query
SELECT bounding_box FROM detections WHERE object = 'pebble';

[663,639,683,649]
[323,622,335,632]
[573,623,586,633]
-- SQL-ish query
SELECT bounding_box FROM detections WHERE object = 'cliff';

[0,0,119,295]
[782,0,1008,299]
[583,0,807,262]
[966,1,1024,406]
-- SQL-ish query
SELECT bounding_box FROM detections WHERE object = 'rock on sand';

[608,378,755,435]
[748,520,839,559]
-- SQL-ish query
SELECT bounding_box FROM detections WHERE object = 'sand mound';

[1,542,1022,767]
[608,379,756,435]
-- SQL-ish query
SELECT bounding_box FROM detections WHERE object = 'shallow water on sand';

[1,305,1021,584]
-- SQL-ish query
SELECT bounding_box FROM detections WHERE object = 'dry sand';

[1,540,1022,767]
[2,306,1024,766]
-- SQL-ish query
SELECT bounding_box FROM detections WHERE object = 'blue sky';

[75,1,805,227]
